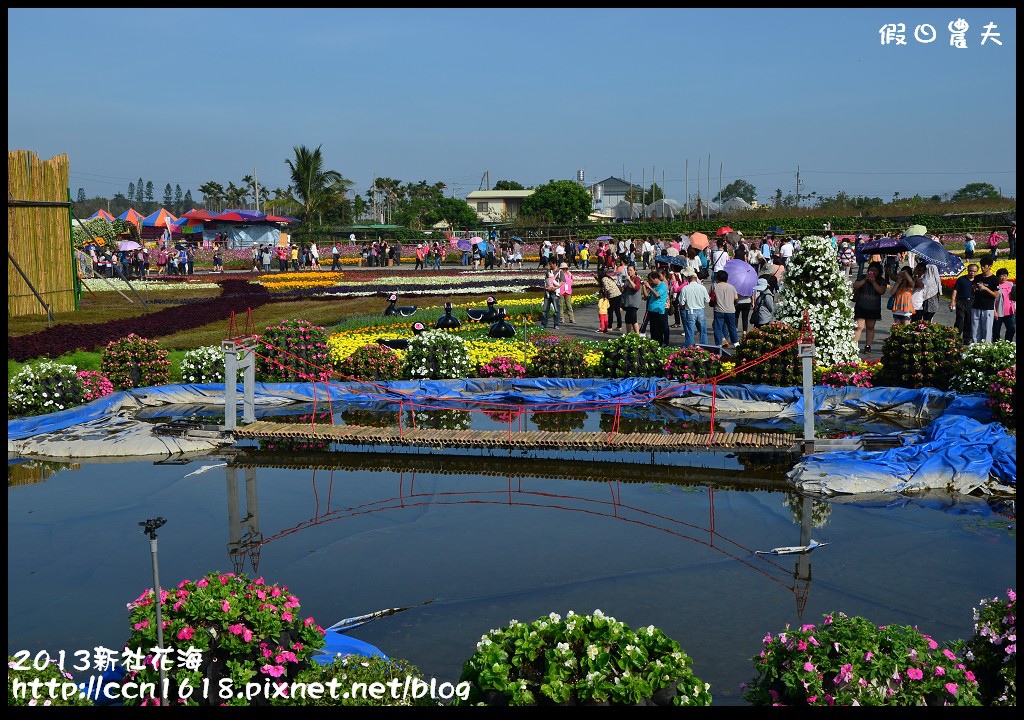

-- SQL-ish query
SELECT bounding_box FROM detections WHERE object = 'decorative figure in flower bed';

[488,307,516,339]
[454,609,712,706]
[663,345,724,384]
[383,293,417,317]
[435,301,462,330]
[100,334,171,390]
[466,295,502,322]
[743,611,982,706]
[376,321,427,351]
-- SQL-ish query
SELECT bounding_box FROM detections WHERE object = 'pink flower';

[261,664,286,678]
[906,667,924,680]
[133,620,149,630]
[177,626,194,641]
[934,666,946,676]
[945,683,958,695]
[803,661,815,672]
[221,600,231,612]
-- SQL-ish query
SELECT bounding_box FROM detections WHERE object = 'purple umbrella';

[855,236,904,258]
[723,259,758,297]
[456,238,473,252]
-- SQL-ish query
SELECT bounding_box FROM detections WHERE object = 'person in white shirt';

[711,242,730,274]
[677,268,710,346]
[779,238,795,268]
[642,239,654,269]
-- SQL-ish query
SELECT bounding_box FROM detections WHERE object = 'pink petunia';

[261,664,286,678]
[934,666,946,676]
[803,661,815,672]
[945,683,958,695]
[221,600,231,612]
[177,626,194,641]
[906,667,924,681]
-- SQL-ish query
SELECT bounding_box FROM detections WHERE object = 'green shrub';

[257,319,332,382]
[597,333,667,378]
[337,343,403,381]
[273,655,439,706]
[455,609,712,706]
[7,361,85,417]
[179,345,226,384]
[875,322,963,390]
[527,336,589,378]
[100,334,171,389]
[950,340,1016,394]
[7,654,94,706]
[402,329,472,379]
[743,611,982,706]
[730,321,802,387]
[663,346,724,383]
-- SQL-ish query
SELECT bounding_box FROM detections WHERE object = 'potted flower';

[455,609,712,706]
[742,611,982,706]
[119,571,326,706]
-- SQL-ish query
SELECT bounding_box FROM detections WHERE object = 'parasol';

[723,259,758,296]
[689,232,710,251]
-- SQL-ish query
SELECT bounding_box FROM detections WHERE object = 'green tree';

[183,189,194,209]
[163,183,173,207]
[951,182,1001,201]
[76,188,86,203]
[128,182,136,204]
[714,179,757,204]
[145,181,155,205]
[174,185,184,213]
[136,178,145,204]
[429,196,478,229]
[284,144,351,225]
[519,180,592,224]
[493,179,525,190]
[395,180,446,230]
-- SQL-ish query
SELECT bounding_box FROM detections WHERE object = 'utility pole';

[253,167,260,213]
[796,166,801,209]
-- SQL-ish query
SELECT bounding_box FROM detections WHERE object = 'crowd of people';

[538,224,1016,351]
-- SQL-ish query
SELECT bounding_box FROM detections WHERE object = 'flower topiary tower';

[773,235,858,367]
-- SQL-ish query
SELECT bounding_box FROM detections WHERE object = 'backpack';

[709,286,717,308]
[559,271,573,295]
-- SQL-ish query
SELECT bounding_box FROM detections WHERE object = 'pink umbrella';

[689,232,710,251]
[470,236,484,245]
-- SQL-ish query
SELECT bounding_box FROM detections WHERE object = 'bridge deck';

[232,421,799,451]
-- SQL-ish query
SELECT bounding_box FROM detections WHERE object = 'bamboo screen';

[8,150,76,317]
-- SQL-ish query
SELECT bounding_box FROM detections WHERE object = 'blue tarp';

[790,414,1016,495]
[8,381,1010,497]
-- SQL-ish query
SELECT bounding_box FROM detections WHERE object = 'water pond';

[7,442,1015,705]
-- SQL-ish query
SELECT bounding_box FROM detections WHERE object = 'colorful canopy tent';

[116,208,144,228]
[211,209,268,223]
[88,209,115,221]
[179,208,215,223]
[141,208,178,228]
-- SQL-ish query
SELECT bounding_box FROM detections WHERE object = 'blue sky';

[8,8,1017,205]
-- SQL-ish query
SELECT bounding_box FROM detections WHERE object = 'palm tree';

[284,145,351,225]
[198,181,225,212]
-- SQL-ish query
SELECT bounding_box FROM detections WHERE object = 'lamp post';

[139,517,168,705]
